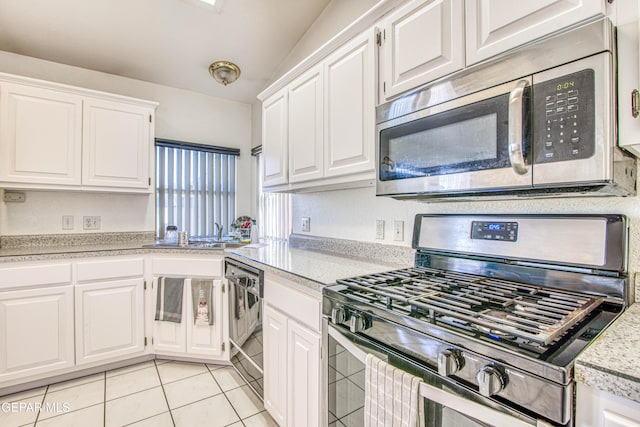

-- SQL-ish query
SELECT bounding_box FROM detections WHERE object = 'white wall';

[0,50,253,235]
[292,188,640,285]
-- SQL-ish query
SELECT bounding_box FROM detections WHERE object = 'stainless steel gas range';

[323,214,628,427]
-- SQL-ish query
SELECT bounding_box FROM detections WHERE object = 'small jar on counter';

[164,225,178,245]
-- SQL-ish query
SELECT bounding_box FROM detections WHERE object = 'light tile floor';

[0,360,278,427]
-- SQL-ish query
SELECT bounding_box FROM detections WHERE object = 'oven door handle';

[419,381,550,427]
[508,79,529,175]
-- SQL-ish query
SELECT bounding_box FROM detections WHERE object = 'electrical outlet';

[83,216,101,230]
[301,217,311,233]
[375,220,385,240]
[393,220,404,241]
[62,216,74,230]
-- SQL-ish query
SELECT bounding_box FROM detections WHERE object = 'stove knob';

[349,313,370,333]
[330,307,347,324]
[437,348,463,376]
[477,365,506,397]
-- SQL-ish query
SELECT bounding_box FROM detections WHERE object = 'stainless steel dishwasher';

[224,258,264,400]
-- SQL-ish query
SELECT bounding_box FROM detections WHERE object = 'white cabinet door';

[465,0,605,65]
[289,66,324,183]
[82,98,152,191]
[380,0,464,101]
[324,31,375,178]
[0,83,82,186]
[75,279,145,365]
[263,304,287,426]
[153,278,187,354]
[287,319,321,427]
[186,279,226,358]
[262,89,289,187]
[577,383,640,427]
[0,285,74,382]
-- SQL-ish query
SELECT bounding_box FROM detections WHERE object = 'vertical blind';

[156,140,239,238]
[255,148,292,241]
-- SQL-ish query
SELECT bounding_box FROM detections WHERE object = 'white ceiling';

[0,0,331,103]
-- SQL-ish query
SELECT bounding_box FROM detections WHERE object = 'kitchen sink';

[143,240,244,250]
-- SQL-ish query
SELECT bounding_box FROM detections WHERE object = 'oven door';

[325,322,552,427]
[376,78,533,197]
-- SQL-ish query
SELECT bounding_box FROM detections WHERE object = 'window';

[156,139,239,238]
[253,147,292,241]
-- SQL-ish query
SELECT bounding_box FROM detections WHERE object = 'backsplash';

[0,231,155,248]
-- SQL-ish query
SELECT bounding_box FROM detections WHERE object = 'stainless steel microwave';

[376,18,636,200]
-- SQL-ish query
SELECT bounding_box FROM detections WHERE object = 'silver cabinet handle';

[508,80,529,175]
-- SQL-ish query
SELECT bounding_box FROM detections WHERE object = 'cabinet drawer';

[152,256,223,277]
[0,263,72,290]
[265,276,321,332]
[77,257,144,282]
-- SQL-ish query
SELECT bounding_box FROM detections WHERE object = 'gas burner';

[336,266,603,347]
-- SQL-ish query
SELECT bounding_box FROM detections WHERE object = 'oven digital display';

[471,221,518,241]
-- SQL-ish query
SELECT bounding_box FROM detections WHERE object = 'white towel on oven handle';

[364,353,424,427]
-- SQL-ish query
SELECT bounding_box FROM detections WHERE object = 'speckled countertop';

[226,241,410,294]
[575,303,640,403]
[0,233,413,295]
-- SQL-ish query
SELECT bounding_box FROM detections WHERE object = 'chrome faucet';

[214,223,223,241]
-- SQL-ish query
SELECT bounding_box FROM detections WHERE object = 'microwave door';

[376,78,533,197]
[531,53,613,188]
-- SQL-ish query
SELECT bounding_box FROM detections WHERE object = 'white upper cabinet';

[262,89,289,187]
[82,98,151,190]
[288,66,324,183]
[379,0,464,101]
[465,0,605,65]
[0,73,157,193]
[324,30,376,178]
[0,83,82,186]
[261,29,375,192]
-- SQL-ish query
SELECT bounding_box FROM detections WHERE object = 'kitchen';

[1,0,640,426]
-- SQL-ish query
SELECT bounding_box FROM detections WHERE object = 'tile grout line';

[206,364,245,425]
[32,385,47,426]
[154,359,176,427]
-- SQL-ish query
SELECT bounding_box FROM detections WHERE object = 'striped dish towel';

[364,353,424,427]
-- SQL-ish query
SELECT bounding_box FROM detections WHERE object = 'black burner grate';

[336,267,602,345]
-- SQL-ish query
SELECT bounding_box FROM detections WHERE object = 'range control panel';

[534,69,595,164]
[471,221,519,242]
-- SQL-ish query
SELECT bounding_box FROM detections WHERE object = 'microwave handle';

[508,79,529,175]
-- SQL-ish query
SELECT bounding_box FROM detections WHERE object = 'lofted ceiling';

[0,0,331,103]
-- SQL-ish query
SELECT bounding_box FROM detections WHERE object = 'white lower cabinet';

[0,262,74,385]
[263,274,321,427]
[577,383,640,426]
[0,285,75,383]
[151,255,227,361]
[75,257,146,366]
[75,279,145,365]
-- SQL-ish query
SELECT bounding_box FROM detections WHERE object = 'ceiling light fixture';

[209,61,241,86]
[198,0,216,6]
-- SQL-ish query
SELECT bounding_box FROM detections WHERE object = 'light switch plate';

[301,217,311,233]
[376,220,385,240]
[393,220,404,241]
[62,216,74,230]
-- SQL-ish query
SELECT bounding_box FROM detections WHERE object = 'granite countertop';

[226,241,410,294]
[575,303,640,403]
[0,233,413,295]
